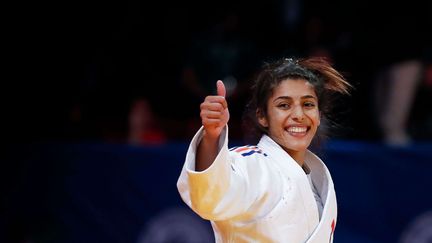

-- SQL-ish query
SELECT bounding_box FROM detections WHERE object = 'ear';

[256,109,269,128]
[318,111,321,126]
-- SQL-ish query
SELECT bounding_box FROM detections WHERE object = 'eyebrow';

[273,95,317,102]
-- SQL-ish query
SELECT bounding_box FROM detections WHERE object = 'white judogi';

[177,126,337,243]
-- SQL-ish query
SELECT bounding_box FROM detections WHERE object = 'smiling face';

[258,78,320,163]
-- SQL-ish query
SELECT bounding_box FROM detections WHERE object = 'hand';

[200,80,230,139]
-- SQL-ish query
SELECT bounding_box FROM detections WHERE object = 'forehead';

[271,78,316,98]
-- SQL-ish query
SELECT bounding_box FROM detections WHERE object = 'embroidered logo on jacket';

[229,145,268,157]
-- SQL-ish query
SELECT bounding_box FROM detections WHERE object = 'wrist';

[202,129,220,143]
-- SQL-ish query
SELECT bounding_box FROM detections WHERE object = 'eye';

[277,103,290,109]
[304,102,316,108]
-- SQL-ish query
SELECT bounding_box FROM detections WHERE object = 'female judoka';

[177,57,351,242]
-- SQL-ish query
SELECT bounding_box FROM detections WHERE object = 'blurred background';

[3,0,432,242]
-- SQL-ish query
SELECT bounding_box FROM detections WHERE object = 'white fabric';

[307,173,323,219]
[177,126,337,243]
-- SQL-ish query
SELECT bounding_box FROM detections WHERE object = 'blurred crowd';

[8,0,432,146]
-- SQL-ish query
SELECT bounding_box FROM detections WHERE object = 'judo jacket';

[177,126,337,242]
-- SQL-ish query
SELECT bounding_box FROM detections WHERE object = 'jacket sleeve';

[176,126,282,221]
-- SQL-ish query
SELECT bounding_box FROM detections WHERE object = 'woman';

[177,57,351,242]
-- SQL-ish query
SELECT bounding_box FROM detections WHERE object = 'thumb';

[216,80,226,97]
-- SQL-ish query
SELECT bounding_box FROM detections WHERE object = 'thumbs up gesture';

[200,80,230,139]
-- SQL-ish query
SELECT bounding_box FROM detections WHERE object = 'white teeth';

[287,127,307,133]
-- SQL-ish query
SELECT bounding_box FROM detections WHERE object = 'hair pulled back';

[243,56,352,144]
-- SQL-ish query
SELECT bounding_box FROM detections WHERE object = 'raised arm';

[178,81,282,220]
[196,80,230,171]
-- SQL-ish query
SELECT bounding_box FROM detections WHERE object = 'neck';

[286,149,306,167]
[263,135,307,167]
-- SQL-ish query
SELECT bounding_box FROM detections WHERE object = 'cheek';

[308,111,321,127]
[268,112,286,128]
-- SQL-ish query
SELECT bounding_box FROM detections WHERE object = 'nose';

[291,104,305,121]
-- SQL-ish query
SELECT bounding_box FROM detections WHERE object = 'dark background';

[3,1,432,243]
[6,0,432,144]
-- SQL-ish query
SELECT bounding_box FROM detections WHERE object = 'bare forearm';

[196,132,219,171]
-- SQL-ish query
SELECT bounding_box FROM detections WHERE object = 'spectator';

[127,98,166,146]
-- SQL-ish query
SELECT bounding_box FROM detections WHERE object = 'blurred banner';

[2,140,432,243]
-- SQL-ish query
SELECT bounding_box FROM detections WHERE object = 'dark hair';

[242,56,352,145]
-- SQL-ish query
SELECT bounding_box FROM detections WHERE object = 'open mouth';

[285,126,310,137]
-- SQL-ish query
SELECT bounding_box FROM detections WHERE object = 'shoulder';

[228,144,276,179]
[305,150,325,165]
[229,145,268,158]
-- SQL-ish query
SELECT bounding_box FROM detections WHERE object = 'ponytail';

[298,57,352,95]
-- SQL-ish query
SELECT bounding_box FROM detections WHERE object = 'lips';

[285,125,309,137]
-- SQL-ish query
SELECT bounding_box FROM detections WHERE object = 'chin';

[274,137,306,151]
[289,141,312,151]
[281,143,308,153]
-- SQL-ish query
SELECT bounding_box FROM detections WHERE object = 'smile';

[287,126,308,133]
[285,126,309,137]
